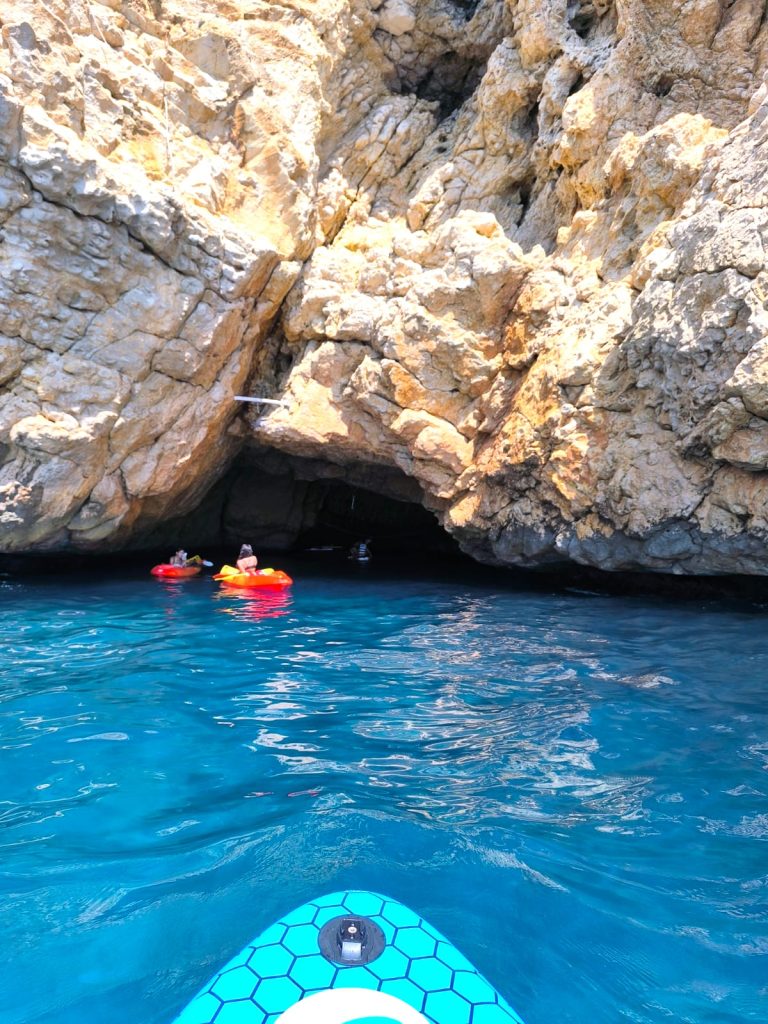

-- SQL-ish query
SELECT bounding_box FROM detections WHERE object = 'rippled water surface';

[1,560,767,1024]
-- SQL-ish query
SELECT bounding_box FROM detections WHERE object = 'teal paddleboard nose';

[172,890,525,1024]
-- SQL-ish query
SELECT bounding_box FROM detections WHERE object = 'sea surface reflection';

[0,564,766,1024]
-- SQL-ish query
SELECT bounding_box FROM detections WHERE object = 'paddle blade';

[213,564,239,580]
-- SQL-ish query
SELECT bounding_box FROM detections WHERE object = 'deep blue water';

[1,559,767,1024]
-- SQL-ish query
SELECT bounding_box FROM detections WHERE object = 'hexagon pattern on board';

[173,890,524,1024]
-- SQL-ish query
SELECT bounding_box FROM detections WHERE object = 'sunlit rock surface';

[3,0,768,573]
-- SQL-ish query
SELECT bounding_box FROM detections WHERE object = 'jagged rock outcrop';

[3,0,768,573]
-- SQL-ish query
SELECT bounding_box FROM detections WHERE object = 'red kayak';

[151,564,201,578]
[214,566,293,588]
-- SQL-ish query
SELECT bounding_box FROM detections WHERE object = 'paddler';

[236,543,259,574]
[169,549,206,567]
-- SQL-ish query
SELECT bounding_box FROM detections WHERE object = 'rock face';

[3,0,768,574]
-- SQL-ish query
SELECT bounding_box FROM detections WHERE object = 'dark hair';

[239,543,253,558]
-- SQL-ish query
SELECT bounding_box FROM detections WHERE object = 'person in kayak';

[169,549,205,567]
[348,538,371,561]
[236,543,259,574]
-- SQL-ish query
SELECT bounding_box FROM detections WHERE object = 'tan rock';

[4,0,768,576]
[378,1,416,37]
[725,340,768,419]
[713,423,768,471]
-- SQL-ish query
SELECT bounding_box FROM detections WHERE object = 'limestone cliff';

[3,0,768,574]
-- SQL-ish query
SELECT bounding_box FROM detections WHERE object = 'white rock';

[378,0,416,37]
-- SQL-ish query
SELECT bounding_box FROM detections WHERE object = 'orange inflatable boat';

[150,564,201,578]
[214,565,293,588]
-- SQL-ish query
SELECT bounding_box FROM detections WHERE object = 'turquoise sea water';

[0,559,766,1024]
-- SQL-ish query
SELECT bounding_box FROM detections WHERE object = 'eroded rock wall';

[0,0,342,547]
[3,0,768,573]
[255,0,768,574]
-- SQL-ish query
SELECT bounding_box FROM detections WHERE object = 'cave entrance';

[136,450,463,561]
[296,480,459,556]
[215,448,461,557]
